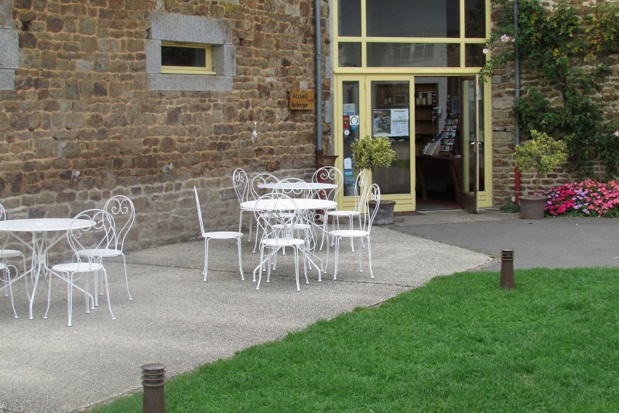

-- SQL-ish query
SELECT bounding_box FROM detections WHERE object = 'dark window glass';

[366,0,460,38]
[465,0,486,38]
[367,43,460,67]
[338,43,362,67]
[162,46,206,67]
[339,0,361,36]
[465,44,486,67]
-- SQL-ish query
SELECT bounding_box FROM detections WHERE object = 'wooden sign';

[289,90,315,110]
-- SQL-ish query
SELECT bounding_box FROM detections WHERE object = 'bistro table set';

[0,196,135,326]
[1,167,381,325]
[195,167,382,292]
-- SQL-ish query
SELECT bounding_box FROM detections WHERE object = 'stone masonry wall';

[0,0,331,251]
[489,1,619,206]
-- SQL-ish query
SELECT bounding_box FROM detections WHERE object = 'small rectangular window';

[161,42,214,75]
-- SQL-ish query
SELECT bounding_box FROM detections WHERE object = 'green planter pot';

[519,196,546,219]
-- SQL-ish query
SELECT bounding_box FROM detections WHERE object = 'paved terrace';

[0,222,491,413]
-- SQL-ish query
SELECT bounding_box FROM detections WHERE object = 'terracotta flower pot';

[369,200,396,225]
[519,196,546,219]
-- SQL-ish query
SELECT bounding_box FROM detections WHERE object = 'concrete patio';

[0,221,491,413]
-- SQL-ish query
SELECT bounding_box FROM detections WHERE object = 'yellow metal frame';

[334,75,416,212]
[332,0,494,211]
[161,42,215,75]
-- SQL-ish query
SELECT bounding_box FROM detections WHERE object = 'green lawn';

[90,268,619,412]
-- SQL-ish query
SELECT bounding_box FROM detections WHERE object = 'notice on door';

[373,108,409,137]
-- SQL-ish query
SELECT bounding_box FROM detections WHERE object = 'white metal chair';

[249,173,280,252]
[194,186,244,282]
[48,209,116,327]
[232,168,252,240]
[77,195,135,300]
[326,183,380,280]
[0,203,27,280]
[249,172,279,200]
[274,178,319,254]
[320,170,369,251]
[312,166,343,202]
[252,193,310,291]
[274,177,314,198]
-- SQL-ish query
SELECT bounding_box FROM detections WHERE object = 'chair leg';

[203,238,209,282]
[333,237,341,280]
[121,254,133,300]
[319,216,328,250]
[100,268,116,321]
[358,237,364,272]
[3,265,18,318]
[294,248,300,291]
[349,218,355,252]
[367,237,375,279]
[44,271,54,320]
[236,237,245,280]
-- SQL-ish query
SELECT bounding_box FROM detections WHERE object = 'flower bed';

[542,180,619,217]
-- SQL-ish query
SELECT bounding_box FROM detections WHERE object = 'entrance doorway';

[414,76,485,212]
[334,75,488,213]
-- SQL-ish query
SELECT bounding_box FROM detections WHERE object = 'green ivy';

[481,0,619,180]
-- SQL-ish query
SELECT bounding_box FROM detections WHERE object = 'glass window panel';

[371,81,411,195]
[465,44,486,67]
[367,43,460,67]
[366,0,460,38]
[342,81,360,196]
[339,0,361,36]
[478,80,485,191]
[338,43,362,67]
[162,46,206,67]
[465,0,486,38]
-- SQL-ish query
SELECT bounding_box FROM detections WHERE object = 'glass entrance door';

[370,79,411,196]
[461,76,484,213]
[335,76,414,210]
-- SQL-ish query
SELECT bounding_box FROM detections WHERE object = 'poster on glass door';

[373,108,409,138]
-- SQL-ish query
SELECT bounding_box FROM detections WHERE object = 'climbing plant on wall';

[481,0,619,179]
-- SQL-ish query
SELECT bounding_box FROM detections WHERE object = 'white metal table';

[0,218,92,319]
[258,182,337,192]
[241,198,337,212]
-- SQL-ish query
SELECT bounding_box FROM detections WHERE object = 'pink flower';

[614,130,619,137]
[483,48,489,55]
[501,34,515,42]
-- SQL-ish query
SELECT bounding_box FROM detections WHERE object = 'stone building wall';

[0,0,331,251]
[488,2,619,207]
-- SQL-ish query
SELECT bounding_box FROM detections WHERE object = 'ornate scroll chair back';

[49,209,116,327]
[232,168,251,234]
[194,186,244,282]
[77,195,135,300]
[312,166,343,201]
[103,195,135,256]
[249,173,279,252]
[274,178,314,199]
[320,169,369,251]
[252,193,310,291]
[326,183,380,281]
[249,173,279,200]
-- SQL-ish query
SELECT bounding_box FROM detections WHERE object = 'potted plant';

[351,135,396,224]
[513,130,568,219]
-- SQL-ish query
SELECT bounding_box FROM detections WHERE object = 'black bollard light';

[500,249,515,290]
[142,363,166,413]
